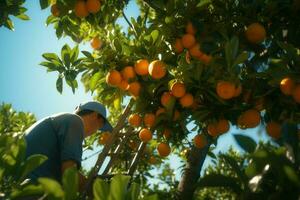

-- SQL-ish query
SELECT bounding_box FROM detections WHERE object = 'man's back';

[25,113,84,182]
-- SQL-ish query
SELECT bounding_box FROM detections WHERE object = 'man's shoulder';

[50,113,83,126]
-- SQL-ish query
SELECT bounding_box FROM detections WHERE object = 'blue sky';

[0,1,271,183]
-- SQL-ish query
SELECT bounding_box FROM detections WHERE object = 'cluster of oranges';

[50,0,101,18]
[127,113,172,158]
[105,59,167,98]
[173,22,212,65]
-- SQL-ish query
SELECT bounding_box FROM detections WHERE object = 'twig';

[122,11,139,38]
[142,0,165,14]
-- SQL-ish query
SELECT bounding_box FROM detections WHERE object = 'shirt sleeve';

[59,116,84,168]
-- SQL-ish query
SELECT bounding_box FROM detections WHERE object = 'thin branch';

[122,11,139,38]
[142,0,165,14]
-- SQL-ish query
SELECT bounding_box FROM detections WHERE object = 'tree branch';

[142,0,165,14]
[122,11,138,38]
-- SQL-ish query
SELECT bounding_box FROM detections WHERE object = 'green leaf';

[232,52,248,67]
[221,154,248,184]
[197,174,242,194]
[16,14,30,20]
[283,165,300,186]
[113,39,122,53]
[89,72,101,92]
[151,30,159,43]
[82,51,93,59]
[56,76,63,94]
[109,174,131,200]
[62,166,78,200]
[142,194,159,200]
[4,18,14,31]
[70,45,79,63]
[19,154,47,181]
[93,178,110,200]
[196,0,211,8]
[38,178,65,198]
[61,44,71,68]
[42,53,61,62]
[233,134,257,153]
[11,184,44,199]
[113,96,121,110]
[126,182,140,200]
[40,61,59,72]
[46,15,58,26]
[39,0,50,9]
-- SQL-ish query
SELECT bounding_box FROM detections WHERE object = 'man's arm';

[61,160,87,192]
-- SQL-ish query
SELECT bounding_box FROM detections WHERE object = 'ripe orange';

[194,134,207,149]
[128,82,141,97]
[173,110,180,121]
[128,113,142,127]
[292,85,300,103]
[139,128,152,142]
[134,59,149,76]
[98,132,111,145]
[90,37,102,50]
[163,128,171,139]
[179,93,194,107]
[161,92,174,107]
[51,4,60,17]
[121,66,136,80]
[144,113,156,128]
[171,82,186,98]
[117,79,129,91]
[106,70,122,86]
[74,0,89,18]
[241,109,261,128]
[157,143,171,157]
[207,122,219,137]
[216,81,236,100]
[234,84,242,97]
[245,23,266,44]
[189,43,203,58]
[156,107,166,116]
[280,77,295,96]
[149,60,167,79]
[266,122,281,139]
[237,114,247,129]
[216,119,230,134]
[186,21,197,35]
[86,0,101,14]
[198,53,212,65]
[173,38,184,53]
[181,34,196,49]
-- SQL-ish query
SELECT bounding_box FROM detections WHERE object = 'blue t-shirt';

[25,113,84,182]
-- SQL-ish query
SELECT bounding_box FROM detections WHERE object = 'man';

[25,101,112,189]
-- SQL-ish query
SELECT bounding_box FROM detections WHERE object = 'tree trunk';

[176,143,211,200]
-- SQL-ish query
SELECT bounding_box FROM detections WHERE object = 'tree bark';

[176,143,211,200]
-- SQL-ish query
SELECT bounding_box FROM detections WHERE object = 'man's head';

[74,101,112,137]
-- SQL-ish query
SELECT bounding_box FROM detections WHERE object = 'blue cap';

[75,101,113,132]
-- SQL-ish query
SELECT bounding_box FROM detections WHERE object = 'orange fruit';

[128,82,141,97]
[117,79,129,91]
[245,23,266,44]
[148,60,167,79]
[173,38,184,53]
[139,128,152,142]
[216,81,236,100]
[156,107,166,116]
[128,113,142,127]
[292,85,300,103]
[189,43,203,58]
[194,134,207,149]
[74,0,89,18]
[241,109,261,128]
[181,34,196,49]
[179,93,194,107]
[134,59,149,75]
[128,140,138,151]
[148,156,157,164]
[163,128,171,139]
[216,119,230,134]
[173,110,180,121]
[144,113,156,128]
[198,53,212,65]
[207,122,219,137]
[86,0,101,14]
[266,122,281,139]
[121,66,136,80]
[51,4,60,17]
[171,82,186,98]
[98,132,111,145]
[234,84,242,97]
[280,77,295,96]
[157,143,171,157]
[106,70,122,86]
[186,21,197,35]
[161,92,174,107]
[90,37,102,50]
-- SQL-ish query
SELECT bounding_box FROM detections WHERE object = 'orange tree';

[6,0,300,199]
